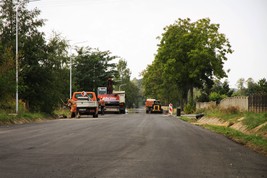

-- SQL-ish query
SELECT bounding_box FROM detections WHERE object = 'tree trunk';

[189,86,194,104]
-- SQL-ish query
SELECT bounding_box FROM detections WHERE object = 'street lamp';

[69,41,88,98]
[15,0,40,114]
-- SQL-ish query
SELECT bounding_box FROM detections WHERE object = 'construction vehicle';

[113,90,126,114]
[69,91,99,118]
[97,78,126,114]
[97,87,121,113]
[145,98,163,114]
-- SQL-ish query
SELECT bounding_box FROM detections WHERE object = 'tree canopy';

[234,78,267,96]
[114,59,140,108]
[142,18,233,107]
[73,47,119,92]
[1,1,71,113]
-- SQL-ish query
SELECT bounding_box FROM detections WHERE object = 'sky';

[28,0,267,88]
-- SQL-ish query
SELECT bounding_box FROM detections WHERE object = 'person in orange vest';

[100,98,105,115]
[67,98,77,118]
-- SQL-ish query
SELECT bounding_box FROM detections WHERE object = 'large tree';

[73,47,119,92]
[0,0,70,113]
[142,18,233,107]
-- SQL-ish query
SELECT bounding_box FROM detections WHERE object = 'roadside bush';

[184,103,195,114]
[209,92,227,103]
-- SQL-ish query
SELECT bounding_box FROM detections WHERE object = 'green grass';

[180,116,196,123]
[54,107,70,117]
[203,125,267,155]
[242,112,267,130]
[182,107,267,155]
[203,107,244,122]
[0,111,49,125]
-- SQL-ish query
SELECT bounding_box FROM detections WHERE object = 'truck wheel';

[93,113,98,118]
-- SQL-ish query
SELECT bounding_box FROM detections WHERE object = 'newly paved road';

[0,111,266,178]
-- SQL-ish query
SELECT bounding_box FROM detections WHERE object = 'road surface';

[0,111,266,177]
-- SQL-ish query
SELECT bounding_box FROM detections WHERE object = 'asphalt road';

[0,111,267,178]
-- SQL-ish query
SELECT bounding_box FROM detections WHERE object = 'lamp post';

[15,0,40,114]
[69,41,88,98]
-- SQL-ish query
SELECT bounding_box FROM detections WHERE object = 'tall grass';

[204,125,267,155]
[0,111,49,125]
[243,112,267,129]
[201,107,244,122]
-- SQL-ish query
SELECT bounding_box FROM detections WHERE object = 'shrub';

[209,92,228,103]
[184,103,195,114]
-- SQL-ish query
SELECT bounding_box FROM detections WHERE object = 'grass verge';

[242,112,267,130]
[202,107,244,122]
[203,125,267,155]
[180,116,196,123]
[0,111,51,125]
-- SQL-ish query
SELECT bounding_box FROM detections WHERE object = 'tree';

[0,45,15,110]
[234,78,267,96]
[46,32,69,103]
[73,47,119,92]
[0,0,17,110]
[115,59,140,108]
[142,18,233,107]
[0,1,70,113]
[116,59,131,83]
[0,0,52,112]
[246,78,257,95]
[256,78,267,94]
[197,79,233,102]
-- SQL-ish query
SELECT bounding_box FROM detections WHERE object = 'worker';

[67,98,77,118]
[100,98,105,115]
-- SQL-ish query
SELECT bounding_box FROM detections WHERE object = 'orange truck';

[97,87,120,113]
[68,91,99,118]
[97,87,126,114]
[145,99,163,114]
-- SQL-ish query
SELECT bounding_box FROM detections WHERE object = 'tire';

[93,113,98,118]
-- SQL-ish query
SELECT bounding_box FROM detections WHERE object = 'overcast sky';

[29,0,267,88]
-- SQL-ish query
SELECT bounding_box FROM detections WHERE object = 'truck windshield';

[75,93,93,99]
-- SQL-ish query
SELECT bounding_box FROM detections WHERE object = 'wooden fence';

[196,95,267,113]
[248,95,267,113]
